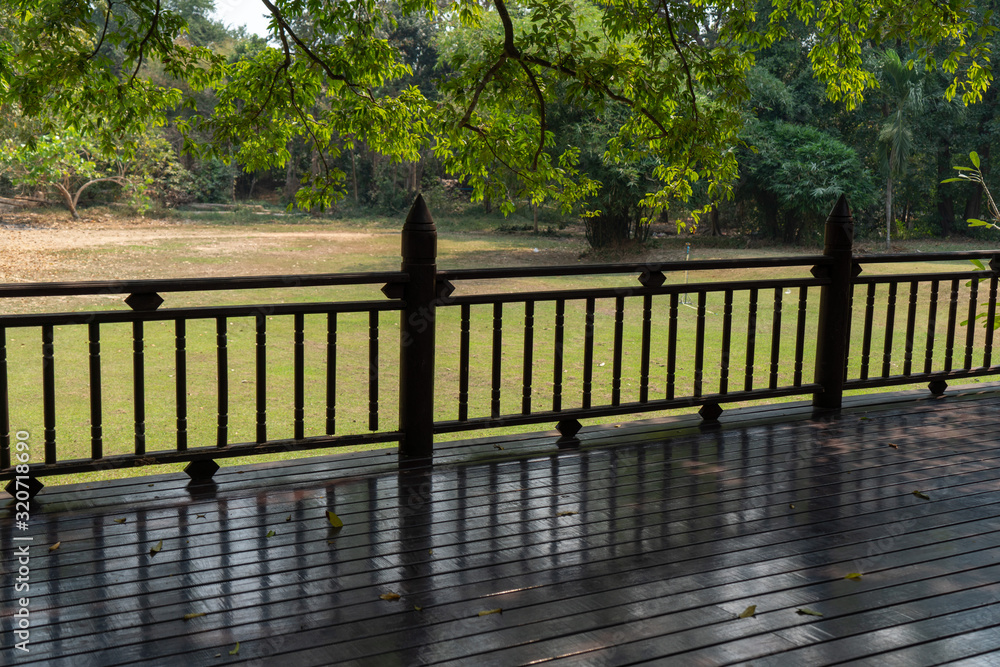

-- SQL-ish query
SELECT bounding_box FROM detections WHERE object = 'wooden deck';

[4,385,1000,666]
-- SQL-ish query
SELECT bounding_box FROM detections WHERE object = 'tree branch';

[494,0,520,57]
[260,0,351,84]
[129,0,161,85]
[89,0,115,59]
[517,60,546,170]
[459,55,508,127]
[660,0,699,121]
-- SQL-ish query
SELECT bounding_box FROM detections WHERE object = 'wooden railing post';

[399,194,437,459]
[813,194,855,410]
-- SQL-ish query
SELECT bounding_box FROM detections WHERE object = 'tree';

[2,0,996,221]
[738,120,877,241]
[0,129,131,217]
[878,49,924,249]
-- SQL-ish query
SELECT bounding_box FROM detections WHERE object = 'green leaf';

[796,608,824,617]
[149,540,163,556]
[478,608,503,616]
[229,642,240,656]
[738,605,757,618]
[380,592,401,601]
[971,259,987,271]
[912,490,931,500]
[327,510,344,529]
[844,572,863,580]
[265,530,275,538]
[968,219,993,227]
[113,518,127,524]
[971,151,981,168]
[183,612,207,621]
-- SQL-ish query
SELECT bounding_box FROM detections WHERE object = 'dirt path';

[0,211,385,282]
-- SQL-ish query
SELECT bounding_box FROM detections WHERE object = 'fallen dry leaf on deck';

[414,605,423,612]
[845,573,863,581]
[557,511,577,517]
[327,511,344,529]
[380,592,401,601]
[265,530,276,538]
[114,518,127,524]
[149,540,163,556]
[738,605,757,618]
[888,443,898,449]
[49,542,60,552]
[796,608,823,617]
[285,515,291,522]
[229,642,240,656]
[493,444,504,450]
[183,612,206,621]
[912,490,931,500]
[196,514,206,519]
[478,608,503,617]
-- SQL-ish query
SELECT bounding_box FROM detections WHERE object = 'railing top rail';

[0,271,409,299]
[854,250,1000,264]
[438,255,832,281]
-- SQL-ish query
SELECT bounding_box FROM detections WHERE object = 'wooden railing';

[3,194,999,495]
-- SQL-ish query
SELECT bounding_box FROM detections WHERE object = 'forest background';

[2,0,998,249]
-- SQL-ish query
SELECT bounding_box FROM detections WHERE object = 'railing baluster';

[175,320,187,451]
[945,278,959,372]
[860,283,876,380]
[522,301,534,414]
[88,322,103,459]
[881,282,897,378]
[744,288,758,391]
[256,314,267,443]
[368,311,379,432]
[986,276,998,368]
[793,287,808,387]
[553,299,565,411]
[667,293,678,400]
[42,325,55,463]
[293,313,305,439]
[217,317,228,447]
[583,297,595,409]
[133,322,146,455]
[769,287,783,389]
[326,313,337,435]
[0,327,8,470]
[611,296,624,406]
[694,292,706,397]
[459,304,470,421]
[844,282,855,379]
[964,279,978,370]
[491,303,503,418]
[925,280,940,374]
[639,294,652,403]
[720,290,734,394]
[903,281,918,376]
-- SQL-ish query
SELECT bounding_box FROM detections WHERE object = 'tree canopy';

[1,0,997,222]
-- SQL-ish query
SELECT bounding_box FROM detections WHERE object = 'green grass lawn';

[4,210,996,486]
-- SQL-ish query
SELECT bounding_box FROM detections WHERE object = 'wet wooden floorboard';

[3,386,1000,665]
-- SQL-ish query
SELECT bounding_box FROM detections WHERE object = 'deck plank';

[3,385,1000,665]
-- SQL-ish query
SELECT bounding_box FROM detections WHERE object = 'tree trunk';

[885,173,893,251]
[533,203,538,233]
[351,151,358,204]
[708,203,722,236]
[283,142,299,203]
[964,185,983,224]
[937,144,956,235]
